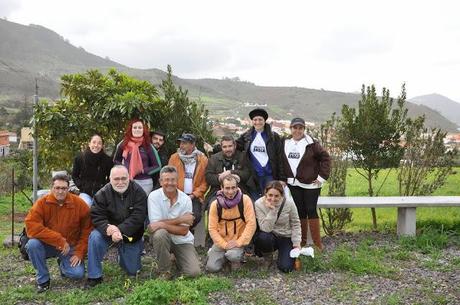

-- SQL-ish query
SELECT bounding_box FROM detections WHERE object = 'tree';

[34,67,214,176]
[318,113,352,235]
[398,116,457,196]
[158,65,215,154]
[338,84,408,229]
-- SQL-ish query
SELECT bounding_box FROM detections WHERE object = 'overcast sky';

[3,0,460,101]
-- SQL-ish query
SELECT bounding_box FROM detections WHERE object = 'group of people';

[24,109,331,293]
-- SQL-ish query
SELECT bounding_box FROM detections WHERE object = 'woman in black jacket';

[282,118,331,250]
[72,134,113,206]
[236,108,284,200]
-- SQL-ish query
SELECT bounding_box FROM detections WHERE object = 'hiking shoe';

[36,280,50,293]
[85,277,103,289]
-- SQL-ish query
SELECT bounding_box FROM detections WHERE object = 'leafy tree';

[34,67,214,176]
[318,113,352,235]
[158,65,215,155]
[398,116,457,196]
[338,84,408,229]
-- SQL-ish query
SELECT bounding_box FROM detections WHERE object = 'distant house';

[8,132,17,143]
[444,133,460,150]
[0,130,10,157]
[18,127,34,150]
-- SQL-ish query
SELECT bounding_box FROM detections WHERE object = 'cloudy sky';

[3,0,460,101]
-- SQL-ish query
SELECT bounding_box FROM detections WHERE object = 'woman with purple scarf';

[206,174,256,272]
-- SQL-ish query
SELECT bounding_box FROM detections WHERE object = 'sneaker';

[84,277,103,289]
[36,280,50,293]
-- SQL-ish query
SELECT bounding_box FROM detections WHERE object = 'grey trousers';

[206,244,244,272]
[150,229,201,277]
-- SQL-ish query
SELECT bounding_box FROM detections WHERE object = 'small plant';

[126,276,231,305]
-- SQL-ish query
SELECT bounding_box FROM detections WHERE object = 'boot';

[261,252,273,270]
[308,218,323,251]
[300,219,309,247]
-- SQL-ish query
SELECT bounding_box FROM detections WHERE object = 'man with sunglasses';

[25,173,92,293]
[86,165,147,287]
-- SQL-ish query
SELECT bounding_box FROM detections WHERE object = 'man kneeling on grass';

[206,173,256,272]
[147,165,201,279]
[25,173,92,293]
[86,165,147,288]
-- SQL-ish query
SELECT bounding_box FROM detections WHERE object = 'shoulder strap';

[276,199,286,222]
[238,196,245,223]
[217,202,223,222]
[217,196,245,223]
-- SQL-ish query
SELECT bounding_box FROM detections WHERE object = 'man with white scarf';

[168,133,208,229]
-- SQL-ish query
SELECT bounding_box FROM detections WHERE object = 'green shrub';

[126,277,231,305]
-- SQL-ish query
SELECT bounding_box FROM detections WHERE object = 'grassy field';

[0,168,458,304]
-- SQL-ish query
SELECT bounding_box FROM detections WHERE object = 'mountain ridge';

[0,19,458,131]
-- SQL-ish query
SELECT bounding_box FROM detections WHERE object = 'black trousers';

[288,185,321,219]
[254,231,294,273]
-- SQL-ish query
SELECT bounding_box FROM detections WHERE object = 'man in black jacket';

[205,135,251,208]
[86,165,147,287]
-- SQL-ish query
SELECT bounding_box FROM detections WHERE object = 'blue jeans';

[79,193,94,207]
[254,231,295,272]
[87,229,142,278]
[250,175,274,201]
[26,239,85,284]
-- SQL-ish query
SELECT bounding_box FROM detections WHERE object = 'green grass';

[126,276,231,305]
[301,239,395,277]
[0,168,459,304]
[322,166,460,196]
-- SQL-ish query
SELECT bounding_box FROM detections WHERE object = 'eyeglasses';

[112,177,128,182]
[53,186,68,191]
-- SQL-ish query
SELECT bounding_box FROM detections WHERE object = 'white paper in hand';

[289,248,301,258]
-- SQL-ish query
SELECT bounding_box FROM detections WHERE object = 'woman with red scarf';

[114,119,161,196]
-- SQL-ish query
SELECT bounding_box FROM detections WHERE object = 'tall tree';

[158,65,215,155]
[338,84,408,229]
[34,67,214,175]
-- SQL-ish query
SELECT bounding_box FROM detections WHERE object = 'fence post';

[11,168,15,246]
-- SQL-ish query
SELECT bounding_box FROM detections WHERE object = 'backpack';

[18,228,29,260]
[216,196,246,235]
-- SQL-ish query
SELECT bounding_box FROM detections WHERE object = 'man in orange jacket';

[25,173,92,293]
[168,133,208,228]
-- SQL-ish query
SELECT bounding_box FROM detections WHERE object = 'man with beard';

[206,174,256,272]
[205,135,251,209]
[86,165,147,287]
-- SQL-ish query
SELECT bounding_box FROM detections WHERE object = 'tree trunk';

[367,169,377,230]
